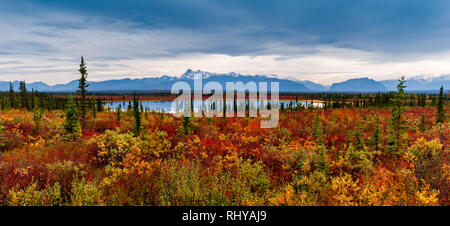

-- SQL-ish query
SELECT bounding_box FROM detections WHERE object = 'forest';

[0,60,448,206]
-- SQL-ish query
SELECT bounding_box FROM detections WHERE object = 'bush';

[70,178,105,206]
[156,160,220,206]
[140,130,172,158]
[8,181,61,206]
[46,160,86,204]
[88,129,140,166]
[408,138,447,198]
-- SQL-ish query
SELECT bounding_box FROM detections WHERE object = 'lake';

[103,100,323,113]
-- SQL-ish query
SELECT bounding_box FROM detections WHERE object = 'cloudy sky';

[1,0,450,85]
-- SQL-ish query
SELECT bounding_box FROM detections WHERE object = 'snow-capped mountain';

[0,69,448,93]
[380,75,450,91]
[179,69,240,79]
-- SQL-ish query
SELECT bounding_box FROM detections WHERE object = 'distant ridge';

[329,77,387,92]
[380,75,450,91]
[0,69,448,93]
[0,69,312,93]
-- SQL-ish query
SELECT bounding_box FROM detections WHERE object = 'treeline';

[320,91,446,109]
[0,84,446,113]
[0,81,108,112]
[0,81,69,111]
[0,81,109,114]
[277,91,447,110]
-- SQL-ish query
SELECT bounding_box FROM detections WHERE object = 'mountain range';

[0,69,448,93]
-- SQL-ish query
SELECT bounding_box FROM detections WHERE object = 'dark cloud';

[0,40,58,55]
[1,0,450,84]
[0,0,443,56]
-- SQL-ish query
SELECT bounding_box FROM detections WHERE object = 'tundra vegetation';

[0,72,448,206]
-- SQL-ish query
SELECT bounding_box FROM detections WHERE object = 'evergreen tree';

[63,95,81,140]
[371,114,381,151]
[9,82,15,109]
[33,110,41,133]
[30,89,36,110]
[77,56,89,128]
[436,86,445,124]
[144,109,149,121]
[419,112,426,132]
[387,76,407,156]
[133,93,141,136]
[431,95,437,106]
[19,81,29,110]
[117,104,121,122]
[127,101,131,111]
[353,120,364,150]
[92,99,97,118]
[233,95,237,116]
[223,98,227,118]
[312,112,325,145]
[181,116,192,135]
[96,98,103,112]
[0,96,5,111]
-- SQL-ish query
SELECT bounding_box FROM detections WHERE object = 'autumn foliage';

[0,104,448,206]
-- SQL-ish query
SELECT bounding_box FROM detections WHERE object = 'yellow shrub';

[71,178,105,206]
[408,138,444,160]
[88,129,140,166]
[291,170,330,205]
[415,181,439,206]
[268,185,295,206]
[331,173,360,206]
[140,130,172,158]
[8,182,61,206]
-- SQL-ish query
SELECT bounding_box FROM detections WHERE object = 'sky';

[1,0,450,85]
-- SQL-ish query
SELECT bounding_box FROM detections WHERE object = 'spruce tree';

[9,82,15,109]
[127,101,131,111]
[133,93,141,136]
[78,56,89,128]
[312,112,325,145]
[92,99,97,118]
[419,112,426,132]
[19,81,29,110]
[372,114,381,151]
[223,98,227,118]
[30,89,35,110]
[181,116,192,135]
[96,98,103,112]
[33,110,41,133]
[387,76,407,156]
[117,104,121,122]
[63,95,81,140]
[436,86,445,124]
[353,120,364,150]
[0,96,4,111]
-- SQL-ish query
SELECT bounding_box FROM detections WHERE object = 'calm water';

[103,100,323,113]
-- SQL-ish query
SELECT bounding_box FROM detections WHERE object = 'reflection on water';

[103,100,323,113]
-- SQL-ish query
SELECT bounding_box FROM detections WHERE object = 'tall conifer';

[436,86,445,123]
[78,56,89,128]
